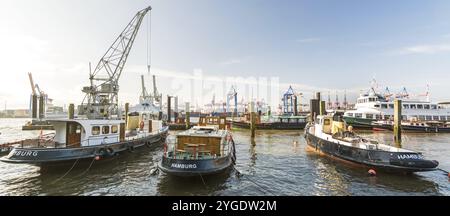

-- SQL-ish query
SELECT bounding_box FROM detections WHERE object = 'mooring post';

[250,102,256,139]
[32,95,38,120]
[125,102,129,127]
[174,96,178,122]
[148,119,152,133]
[394,99,402,146]
[68,103,74,119]
[38,95,45,119]
[185,102,190,130]
[167,95,172,123]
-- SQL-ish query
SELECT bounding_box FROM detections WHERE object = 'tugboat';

[158,116,236,177]
[0,6,169,167]
[304,113,439,173]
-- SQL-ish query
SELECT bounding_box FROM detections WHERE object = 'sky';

[1,0,450,110]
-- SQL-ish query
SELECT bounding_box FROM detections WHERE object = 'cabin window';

[389,104,394,109]
[365,114,373,119]
[403,104,409,109]
[374,104,380,108]
[424,104,430,109]
[417,104,423,109]
[111,125,118,133]
[433,116,439,121]
[381,104,388,109]
[402,115,407,120]
[425,116,432,121]
[410,104,416,109]
[447,116,450,120]
[418,115,425,121]
[102,126,110,134]
[355,113,362,118]
[440,116,447,121]
[431,105,437,109]
[384,115,390,120]
[347,113,353,117]
[375,114,381,119]
[92,126,100,135]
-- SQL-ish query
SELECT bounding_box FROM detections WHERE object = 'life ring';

[139,121,145,130]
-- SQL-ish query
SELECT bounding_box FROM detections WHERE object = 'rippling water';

[0,118,448,196]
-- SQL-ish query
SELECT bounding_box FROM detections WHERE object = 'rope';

[198,172,208,190]
[233,167,276,196]
[437,168,449,176]
[73,156,97,178]
[51,158,80,184]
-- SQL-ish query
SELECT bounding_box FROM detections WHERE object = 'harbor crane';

[80,6,152,119]
[28,72,48,119]
[226,85,238,115]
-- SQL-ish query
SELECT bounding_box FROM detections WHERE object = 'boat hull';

[0,127,168,166]
[232,121,306,130]
[343,116,374,129]
[158,155,234,177]
[372,123,450,133]
[304,131,438,173]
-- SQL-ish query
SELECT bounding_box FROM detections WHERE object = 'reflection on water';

[0,119,449,195]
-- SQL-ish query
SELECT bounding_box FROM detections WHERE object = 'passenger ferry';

[343,87,450,128]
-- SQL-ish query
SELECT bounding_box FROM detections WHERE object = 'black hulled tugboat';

[159,116,236,177]
[305,113,439,173]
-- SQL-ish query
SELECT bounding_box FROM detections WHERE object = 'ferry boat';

[158,116,236,177]
[343,87,450,129]
[0,7,170,166]
[372,120,450,133]
[304,113,439,173]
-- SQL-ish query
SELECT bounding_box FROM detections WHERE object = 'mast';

[80,6,152,119]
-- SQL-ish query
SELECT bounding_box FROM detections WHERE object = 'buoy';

[95,155,100,161]
[368,169,377,176]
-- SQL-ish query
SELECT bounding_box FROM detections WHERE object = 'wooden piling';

[38,95,45,119]
[31,95,38,119]
[148,120,152,133]
[394,99,402,146]
[294,96,298,116]
[250,102,256,138]
[167,96,172,123]
[68,103,74,119]
[125,102,129,127]
[185,102,190,129]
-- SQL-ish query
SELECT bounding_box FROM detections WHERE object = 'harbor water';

[0,118,448,196]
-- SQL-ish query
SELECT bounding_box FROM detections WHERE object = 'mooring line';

[51,158,80,184]
[437,168,449,176]
[199,173,208,190]
[73,156,97,178]
[233,167,276,196]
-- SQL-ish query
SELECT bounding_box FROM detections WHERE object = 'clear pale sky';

[2,0,450,109]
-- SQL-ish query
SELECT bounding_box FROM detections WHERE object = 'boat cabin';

[49,119,125,148]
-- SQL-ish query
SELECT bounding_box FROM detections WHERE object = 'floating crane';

[80,6,152,119]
